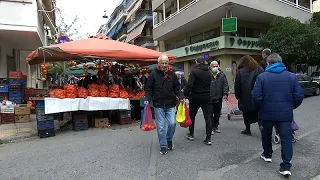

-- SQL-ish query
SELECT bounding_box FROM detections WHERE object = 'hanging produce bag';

[78,87,88,98]
[292,120,299,132]
[180,103,192,128]
[141,104,156,131]
[176,102,186,123]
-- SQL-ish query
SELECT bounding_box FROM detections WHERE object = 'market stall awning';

[66,69,97,77]
[26,37,176,65]
[125,21,146,43]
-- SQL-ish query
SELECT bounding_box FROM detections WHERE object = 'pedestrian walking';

[184,56,213,145]
[209,61,229,134]
[145,55,185,155]
[260,48,271,70]
[252,53,304,177]
[175,71,187,92]
[235,55,263,136]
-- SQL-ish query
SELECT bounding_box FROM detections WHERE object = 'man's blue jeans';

[261,120,292,170]
[154,107,176,148]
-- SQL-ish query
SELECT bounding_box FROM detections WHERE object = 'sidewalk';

[0,114,37,142]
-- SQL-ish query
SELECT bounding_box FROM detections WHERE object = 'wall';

[0,0,38,28]
[0,42,6,78]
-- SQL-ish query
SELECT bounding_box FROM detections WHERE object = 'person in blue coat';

[252,53,304,177]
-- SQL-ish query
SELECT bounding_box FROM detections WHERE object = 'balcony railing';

[127,10,152,32]
[105,10,128,34]
[135,37,155,46]
[153,0,312,29]
[278,0,312,13]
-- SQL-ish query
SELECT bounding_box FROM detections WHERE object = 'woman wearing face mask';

[209,61,229,134]
[235,55,264,136]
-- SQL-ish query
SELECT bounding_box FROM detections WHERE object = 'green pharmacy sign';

[222,17,237,32]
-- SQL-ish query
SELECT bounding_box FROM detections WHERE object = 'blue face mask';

[211,67,219,73]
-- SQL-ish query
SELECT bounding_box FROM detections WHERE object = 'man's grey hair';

[158,55,169,63]
[262,48,271,56]
[266,53,282,64]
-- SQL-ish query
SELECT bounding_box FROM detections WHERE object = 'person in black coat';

[175,71,187,92]
[184,56,213,145]
[235,55,263,136]
[260,48,271,70]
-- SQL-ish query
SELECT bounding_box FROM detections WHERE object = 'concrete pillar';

[310,0,313,12]
[184,61,192,80]
[177,0,180,11]
[0,44,8,78]
[162,3,166,22]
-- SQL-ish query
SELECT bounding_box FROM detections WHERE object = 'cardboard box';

[15,104,31,115]
[0,105,14,114]
[94,118,109,128]
[15,115,31,123]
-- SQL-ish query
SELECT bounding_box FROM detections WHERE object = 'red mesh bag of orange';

[78,87,88,98]
[99,84,108,92]
[55,89,65,99]
[137,91,145,97]
[49,90,56,98]
[109,84,120,93]
[100,91,108,97]
[88,88,100,97]
[64,84,78,98]
[88,83,99,90]
[119,90,129,98]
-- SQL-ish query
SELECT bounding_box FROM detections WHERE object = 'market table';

[44,97,131,114]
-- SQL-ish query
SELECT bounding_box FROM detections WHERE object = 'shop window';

[190,33,204,44]
[166,43,175,51]
[204,27,220,40]
[246,28,260,38]
[176,39,186,48]
[236,27,245,37]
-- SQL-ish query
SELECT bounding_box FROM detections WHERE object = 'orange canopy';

[26,38,176,65]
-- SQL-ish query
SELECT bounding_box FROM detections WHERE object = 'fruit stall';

[23,35,176,138]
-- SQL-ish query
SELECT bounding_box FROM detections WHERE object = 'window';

[237,27,245,37]
[166,43,175,51]
[204,27,220,40]
[246,28,260,38]
[190,33,203,44]
[176,39,185,48]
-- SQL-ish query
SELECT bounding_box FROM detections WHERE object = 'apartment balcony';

[105,10,128,35]
[134,37,155,47]
[153,0,313,40]
[127,10,153,33]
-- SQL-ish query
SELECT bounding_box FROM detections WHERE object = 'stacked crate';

[0,105,15,124]
[72,112,89,131]
[118,110,132,125]
[14,104,31,123]
[35,101,55,138]
[0,78,9,102]
[8,71,23,104]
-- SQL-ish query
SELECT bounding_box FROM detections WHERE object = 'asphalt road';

[0,96,320,180]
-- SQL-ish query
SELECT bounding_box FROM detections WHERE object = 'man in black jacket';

[210,61,229,134]
[184,56,213,145]
[145,55,184,155]
[260,48,271,70]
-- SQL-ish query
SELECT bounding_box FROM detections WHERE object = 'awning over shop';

[125,0,143,23]
[125,21,146,43]
[115,20,125,35]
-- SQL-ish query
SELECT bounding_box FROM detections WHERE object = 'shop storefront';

[166,36,262,92]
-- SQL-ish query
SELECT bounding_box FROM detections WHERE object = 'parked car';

[296,74,320,96]
[311,71,320,83]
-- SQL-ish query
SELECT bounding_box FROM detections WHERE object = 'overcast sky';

[56,0,121,38]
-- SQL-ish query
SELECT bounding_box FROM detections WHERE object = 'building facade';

[152,0,314,90]
[0,0,57,88]
[98,0,155,49]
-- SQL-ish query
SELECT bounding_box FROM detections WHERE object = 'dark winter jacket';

[252,62,304,122]
[235,66,263,111]
[184,64,212,100]
[145,67,184,109]
[180,77,187,91]
[260,60,268,70]
[210,72,229,103]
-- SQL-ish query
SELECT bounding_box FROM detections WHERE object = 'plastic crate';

[8,79,22,85]
[73,112,88,121]
[37,120,55,130]
[9,92,23,104]
[0,78,8,84]
[38,128,55,138]
[119,110,131,118]
[0,84,9,93]
[0,92,8,101]
[8,85,22,92]
[35,101,45,108]
[72,124,89,131]
[36,110,54,121]
[118,117,133,125]
[0,113,15,124]
[9,71,23,79]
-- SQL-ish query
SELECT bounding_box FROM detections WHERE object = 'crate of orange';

[140,104,156,131]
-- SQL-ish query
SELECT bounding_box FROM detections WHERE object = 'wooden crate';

[1,113,15,124]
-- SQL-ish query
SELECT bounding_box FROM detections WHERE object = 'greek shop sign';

[229,37,261,49]
[184,40,220,55]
